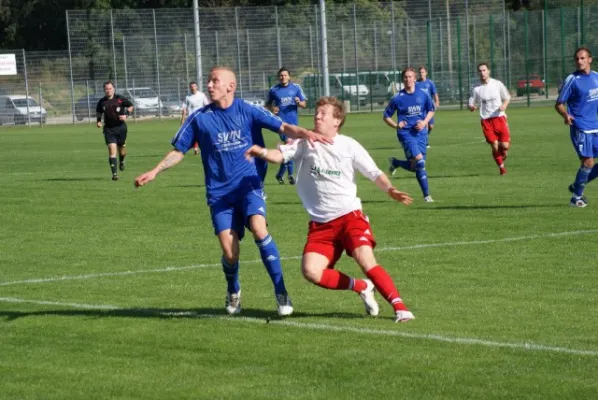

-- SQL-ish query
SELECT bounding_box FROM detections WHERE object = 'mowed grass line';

[1,107,597,399]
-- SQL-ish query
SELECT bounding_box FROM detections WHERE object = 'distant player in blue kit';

[266,67,307,185]
[555,47,598,208]
[134,66,329,315]
[416,66,440,148]
[384,67,436,202]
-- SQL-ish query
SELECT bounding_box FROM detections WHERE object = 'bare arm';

[180,107,187,125]
[134,150,185,187]
[245,145,285,164]
[434,93,440,108]
[499,98,510,112]
[279,122,333,145]
[374,173,412,205]
[295,97,307,109]
[555,103,574,125]
[383,116,400,129]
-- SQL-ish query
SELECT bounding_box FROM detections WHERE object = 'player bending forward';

[246,97,415,323]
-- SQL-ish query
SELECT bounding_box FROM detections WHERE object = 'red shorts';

[303,210,376,268]
[481,116,510,144]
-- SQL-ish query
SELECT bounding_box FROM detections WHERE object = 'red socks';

[316,269,366,293]
[492,150,504,167]
[366,265,408,311]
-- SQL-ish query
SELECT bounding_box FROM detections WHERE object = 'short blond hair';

[316,96,346,129]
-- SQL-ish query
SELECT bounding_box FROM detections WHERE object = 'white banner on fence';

[0,54,17,75]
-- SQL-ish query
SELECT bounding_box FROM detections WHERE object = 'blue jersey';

[267,82,307,125]
[384,88,435,133]
[556,70,598,132]
[171,98,282,204]
[416,79,437,98]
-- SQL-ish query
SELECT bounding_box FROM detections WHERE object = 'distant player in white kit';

[245,97,415,323]
[181,81,210,155]
[468,63,511,175]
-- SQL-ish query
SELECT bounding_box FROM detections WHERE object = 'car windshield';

[13,98,38,107]
[338,76,359,86]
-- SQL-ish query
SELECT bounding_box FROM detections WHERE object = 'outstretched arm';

[134,150,185,187]
[374,173,412,205]
[245,145,284,164]
[279,122,333,145]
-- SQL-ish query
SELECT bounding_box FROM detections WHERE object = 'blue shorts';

[570,127,598,158]
[210,184,267,240]
[398,129,428,160]
[428,117,435,126]
[254,158,268,181]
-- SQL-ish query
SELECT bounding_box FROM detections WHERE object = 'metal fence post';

[22,49,31,126]
[123,35,129,89]
[561,7,566,80]
[275,6,282,68]
[581,0,585,45]
[86,80,91,123]
[373,22,378,71]
[427,20,432,77]
[353,3,359,111]
[309,25,314,69]
[490,15,495,74]
[184,33,189,84]
[110,9,118,87]
[457,16,463,110]
[66,10,76,125]
[246,29,252,89]
[525,9,530,107]
[341,23,346,73]
[406,18,411,67]
[235,7,243,96]
[39,83,43,126]
[542,2,548,99]
[153,9,162,119]
[215,31,220,66]
[472,15,477,65]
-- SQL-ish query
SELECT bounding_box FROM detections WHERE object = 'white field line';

[1,296,597,357]
[1,229,597,287]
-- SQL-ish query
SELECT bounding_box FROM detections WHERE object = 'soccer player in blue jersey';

[384,67,436,202]
[135,66,329,315]
[266,67,307,185]
[555,47,598,208]
[416,66,440,148]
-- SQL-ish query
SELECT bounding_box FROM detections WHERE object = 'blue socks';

[222,257,240,294]
[255,234,287,295]
[573,166,592,197]
[391,158,414,172]
[588,164,598,183]
[415,159,429,197]
[276,161,294,179]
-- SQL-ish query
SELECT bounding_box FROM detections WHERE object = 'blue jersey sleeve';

[248,103,284,132]
[425,93,435,113]
[171,117,197,153]
[267,87,276,106]
[556,74,575,104]
[383,97,398,118]
[295,84,307,101]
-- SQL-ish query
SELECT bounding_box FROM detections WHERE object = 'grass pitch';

[1,107,597,399]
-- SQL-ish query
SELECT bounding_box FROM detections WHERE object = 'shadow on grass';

[0,307,367,322]
[42,178,106,182]
[418,204,561,210]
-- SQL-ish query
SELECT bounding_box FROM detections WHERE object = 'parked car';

[517,75,545,96]
[116,87,163,116]
[0,95,47,125]
[74,93,103,121]
[161,94,184,116]
[241,91,267,108]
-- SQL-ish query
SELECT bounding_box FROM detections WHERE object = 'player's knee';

[222,251,239,265]
[582,158,594,169]
[415,159,426,171]
[352,246,377,271]
[301,262,322,283]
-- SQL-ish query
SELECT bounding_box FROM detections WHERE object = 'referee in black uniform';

[96,81,134,181]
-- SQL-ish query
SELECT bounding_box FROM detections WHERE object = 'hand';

[564,114,574,126]
[397,121,407,129]
[499,104,507,112]
[414,121,426,131]
[272,106,280,115]
[119,115,127,121]
[467,104,476,112]
[387,188,413,205]
[244,145,264,161]
[294,97,300,104]
[134,170,158,188]
[96,121,102,128]
[303,129,333,146]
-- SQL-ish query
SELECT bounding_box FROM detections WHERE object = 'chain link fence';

[0,0,596,126]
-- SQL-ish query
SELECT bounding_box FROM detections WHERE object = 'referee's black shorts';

[103,124,128,146]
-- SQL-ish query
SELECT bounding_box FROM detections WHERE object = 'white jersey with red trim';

[279,134,383,223]
[468,78,510,120]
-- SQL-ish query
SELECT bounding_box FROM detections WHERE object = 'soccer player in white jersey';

[245,97,415,323]
[181,81,210,155]
[468,62,512,175]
